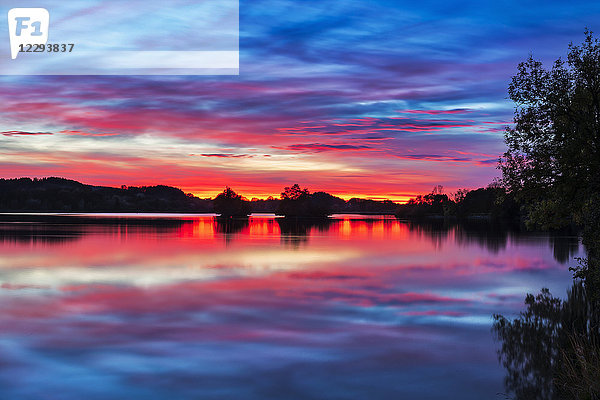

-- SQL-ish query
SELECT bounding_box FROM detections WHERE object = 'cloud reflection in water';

[0,215,581,399]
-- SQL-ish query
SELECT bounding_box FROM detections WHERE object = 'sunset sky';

[1,0,600,201]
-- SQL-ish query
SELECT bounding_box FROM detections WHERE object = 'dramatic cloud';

[1,0,599,199]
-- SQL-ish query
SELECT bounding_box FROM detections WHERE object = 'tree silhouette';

[275,184,333,218]
[396,185,452,218]
[500,30,600,293]
[213,187,251,218]
[281,184,310,201]
[501,31,600,229]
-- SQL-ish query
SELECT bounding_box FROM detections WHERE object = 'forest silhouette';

[0,177,520,220]
[493,30,600,399]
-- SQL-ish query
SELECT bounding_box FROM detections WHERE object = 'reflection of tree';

[404,218,517,252]
[493,282,600,400]
[213,217,250,245]
[0,224,85,245]
[276,218,333,247]
[454,219,516,254]
[0,214,192,245]
[493,289,561,400]
[549,232,580,264]
[404,219,577,261]
[405,219,452,250]
[213,217,249,235]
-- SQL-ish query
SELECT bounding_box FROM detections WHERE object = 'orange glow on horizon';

[189,190,414,203]
[3,174,416,203]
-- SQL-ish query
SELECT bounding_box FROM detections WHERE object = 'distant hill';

[0,177,212,213]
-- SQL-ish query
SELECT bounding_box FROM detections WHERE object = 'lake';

[0,214,582,399]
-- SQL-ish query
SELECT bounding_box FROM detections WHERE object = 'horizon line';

[1,176,464,204]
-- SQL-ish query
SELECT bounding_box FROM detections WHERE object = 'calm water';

[0,214,582,399]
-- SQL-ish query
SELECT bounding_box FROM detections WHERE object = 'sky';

[1,0,600,201]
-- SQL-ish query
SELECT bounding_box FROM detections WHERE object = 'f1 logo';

[8,8,49,60]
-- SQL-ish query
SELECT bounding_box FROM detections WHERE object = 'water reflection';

[0,223,85,245]
[0,214,584,400]
[276,218,335,247]
[0,214,193,245]
[0,215,581,264]
[493,282,600,399]
[549,233,581,264]
[403,218,581,262]
[213,217,249,234]
[213,217,250,245]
